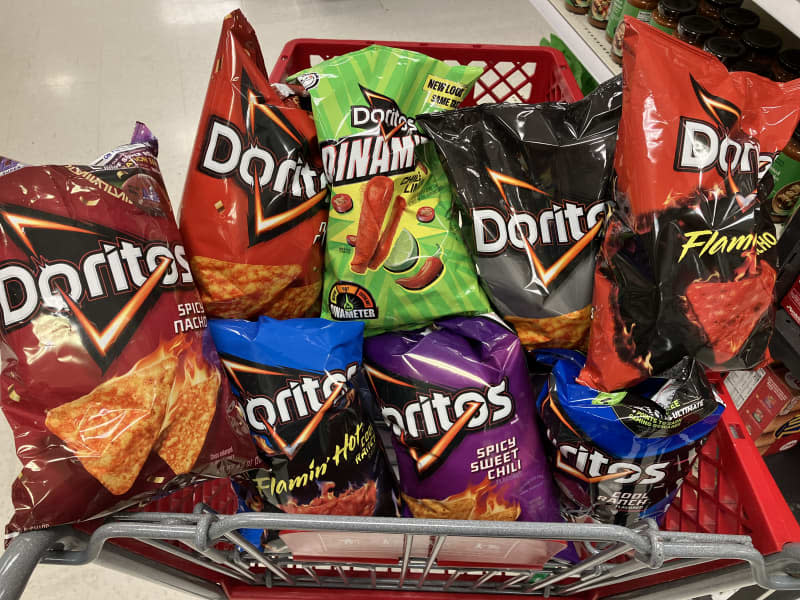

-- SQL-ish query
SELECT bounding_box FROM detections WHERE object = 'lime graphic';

[592,391,627,406]
[384,228,419,273]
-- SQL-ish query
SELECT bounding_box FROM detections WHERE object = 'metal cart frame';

[2,507,800,600]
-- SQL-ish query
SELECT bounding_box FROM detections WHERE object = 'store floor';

[0,0,551,597]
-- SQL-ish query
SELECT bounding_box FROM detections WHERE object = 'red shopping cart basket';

[3,39,799,600]
[269,39,583,104]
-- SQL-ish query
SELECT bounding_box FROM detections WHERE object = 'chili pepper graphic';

[350,176,395,274]
[396,255,444,290]
[368,196,407,270]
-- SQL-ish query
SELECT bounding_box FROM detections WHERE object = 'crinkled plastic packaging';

[364,316,562,527]
[180,10,327,321]
[417,76,622,350]
[0,124,257,536]
[579,19,800,392]
[209,317,399,516]
[290,45,490,333]
[535,350,724,526]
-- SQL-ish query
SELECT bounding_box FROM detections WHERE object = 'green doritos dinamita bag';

[290,45,490,334]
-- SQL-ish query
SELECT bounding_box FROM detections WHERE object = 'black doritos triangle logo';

[0,204,193,371]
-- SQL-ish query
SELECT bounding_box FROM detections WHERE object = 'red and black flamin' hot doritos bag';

[0,124,257,537]
[579,20,800,392]
[180,10,327,321]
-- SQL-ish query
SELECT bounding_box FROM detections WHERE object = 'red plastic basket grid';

[269,39,583,105]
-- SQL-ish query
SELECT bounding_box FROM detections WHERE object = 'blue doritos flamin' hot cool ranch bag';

[533,350,724,526]
[208,317,398,516]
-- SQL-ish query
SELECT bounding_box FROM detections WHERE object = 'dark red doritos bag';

[0,124,257,537]
[579,20,800,392]
[180,10,327,320]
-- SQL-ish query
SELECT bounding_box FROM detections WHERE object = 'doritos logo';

[0,205,193,370]
[198,70,327,247]
[553,442,669,485]
[674,76,774,179]
[321,87,426,185]
[479,168,604,287]
[220,353,358,459]
[350,86,417,139]
[365,365,513,475]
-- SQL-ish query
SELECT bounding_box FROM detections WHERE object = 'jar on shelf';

[565,0,591,14]
[772,49,800,82]
[606,0,626,41]
[730,59,772,77]
[697,0,741,20]
[652,0,697,35]
[676,15,718,47]
[742,28,782,67]
[610,0,659,64]
[589,0,613,28]
[718,8,760,40]
[704,36,745,67]
[765,126,800,224]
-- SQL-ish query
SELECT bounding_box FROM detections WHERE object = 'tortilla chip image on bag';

[579,20,800,392]
[534,350,724,527]
[290,45,490,334]
[208,317,399,516]
[417,76,622,350]
[0,124,257,536]
[364,316,561,527]
[180,10,327,321]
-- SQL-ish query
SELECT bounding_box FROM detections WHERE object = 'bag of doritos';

[579,20,800,392]
[208,317,399,516]
[180,10,327,320]
[534,350,724,527]
[289,45,490,334]
[418,76,622,349]
[364,316,561,526]
[0,124,257,537]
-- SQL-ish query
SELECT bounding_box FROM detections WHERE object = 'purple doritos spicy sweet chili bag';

[364,316,561,523]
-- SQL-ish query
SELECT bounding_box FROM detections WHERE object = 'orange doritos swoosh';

[415,401,481,473]
[223,359,345,459]
[254,189,326,236]
[221,358,283,394]
[3,211,175,358]
[60,257,173,356]
[365,365,415,389]
[555,452,635,483]
[487,168,602,286]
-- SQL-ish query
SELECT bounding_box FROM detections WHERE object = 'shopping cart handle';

[0,527,73,600]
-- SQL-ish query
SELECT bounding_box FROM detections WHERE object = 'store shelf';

[535,0,619,83]
[750,0,800,41]
[537,0,800,86]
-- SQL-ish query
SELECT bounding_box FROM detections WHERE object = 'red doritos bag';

[579,20,800,392]
[180,10,327,320]
[0,124,258,537]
